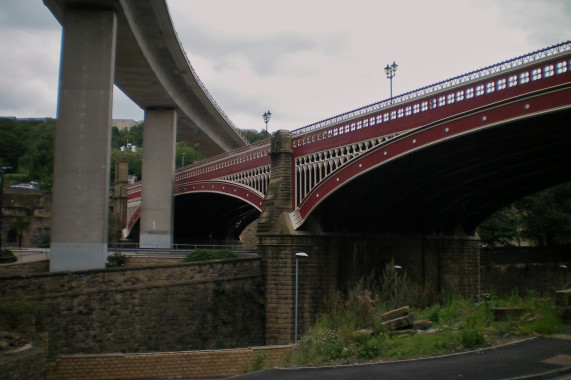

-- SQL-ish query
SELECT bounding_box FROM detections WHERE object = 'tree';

[478,181,571,247]
[18,125,55,189]
[0,130,26,169]
[10,218,30,248]
[175,141,202,169]
[241,129,268,143]
[514,182,571,246]
[477,207,522,247]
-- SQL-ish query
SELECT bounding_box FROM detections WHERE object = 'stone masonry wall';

[0,258,264,354]
[480,246,570,296]
[259,233,482,345]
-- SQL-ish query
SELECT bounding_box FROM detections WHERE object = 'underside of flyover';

[303,107,571,236]
[173,193,260,244]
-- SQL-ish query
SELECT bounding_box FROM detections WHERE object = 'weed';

[105,252,126,267]
[286,282,568,367]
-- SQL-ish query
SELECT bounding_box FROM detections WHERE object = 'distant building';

[121,142,137,153]
[113,119,139,131]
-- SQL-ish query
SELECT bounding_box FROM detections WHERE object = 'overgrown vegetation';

[105,252,127,267]
[282,264,568,367]
[185,248,239,262]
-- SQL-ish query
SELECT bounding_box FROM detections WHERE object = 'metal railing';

[291,41,571,136]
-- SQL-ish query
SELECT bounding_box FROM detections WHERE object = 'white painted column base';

[50,242,107,272]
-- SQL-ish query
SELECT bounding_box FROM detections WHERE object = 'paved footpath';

[230,335,571,380]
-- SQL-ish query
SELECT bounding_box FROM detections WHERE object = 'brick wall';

[259,233,482,345]
[45,345,292,379]
[0,258,264,354]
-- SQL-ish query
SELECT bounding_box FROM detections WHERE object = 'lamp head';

[263,110,271,123]
[384,64,391,75]
[295,252,308,258]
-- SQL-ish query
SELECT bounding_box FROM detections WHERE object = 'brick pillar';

[257,130,294,234]
[111,157,128,243]
[424,235,481,301]
[258,131,299,344]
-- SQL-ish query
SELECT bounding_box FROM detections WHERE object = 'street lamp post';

[0,166,12,253]
[181,152,185,168]
[295,251,309,343]
[263,110,271,136]
[384,61,398,103]
[394,264,402,304]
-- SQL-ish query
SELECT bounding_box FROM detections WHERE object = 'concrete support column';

[139,109,177,248]
[50,9,117,272]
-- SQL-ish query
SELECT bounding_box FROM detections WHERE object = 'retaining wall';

[46,345,292,379]
[0,257,264,354]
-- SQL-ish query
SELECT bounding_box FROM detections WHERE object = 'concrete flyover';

[43,0,247,156]
[43,0,247,271]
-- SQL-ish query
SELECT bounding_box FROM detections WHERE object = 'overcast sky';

[1,0,570,133]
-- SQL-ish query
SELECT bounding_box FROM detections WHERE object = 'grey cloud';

[0,0,60,30]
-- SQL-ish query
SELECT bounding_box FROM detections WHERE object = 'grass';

[282,283,568,368]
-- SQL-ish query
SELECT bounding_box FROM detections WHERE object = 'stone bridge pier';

[258,131,481,345]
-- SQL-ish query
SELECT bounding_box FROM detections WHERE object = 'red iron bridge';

[125,41,571,244]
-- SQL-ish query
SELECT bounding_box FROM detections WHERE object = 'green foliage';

[185,249,238,262]
[105,252,127,267]
[241,129,269,143]
[479,181,571,247]
[111,124,143,150]
[0,249,17,263]
[286,287,567,366]
[478,207,522,247]
[175,140,203,169]
[244,353,268,373]
[0,118,55,189]
[458,327,486,348]
[293,327,347,364]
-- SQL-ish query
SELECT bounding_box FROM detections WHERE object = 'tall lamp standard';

[181,152,185,168]
[384,61,398,103]
[263,110,271,136]
[0,166,12,253]
[295,251,309,343]
[394,264,402,303]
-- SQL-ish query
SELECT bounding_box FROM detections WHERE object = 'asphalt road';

[230,336,571,380]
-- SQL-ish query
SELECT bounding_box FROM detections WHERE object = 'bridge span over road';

[126,42,571,344]
[43,0,247,271]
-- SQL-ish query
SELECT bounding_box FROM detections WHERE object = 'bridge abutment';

[50,8,117,271]
[259,232,481,345]
[139,109,177,248]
